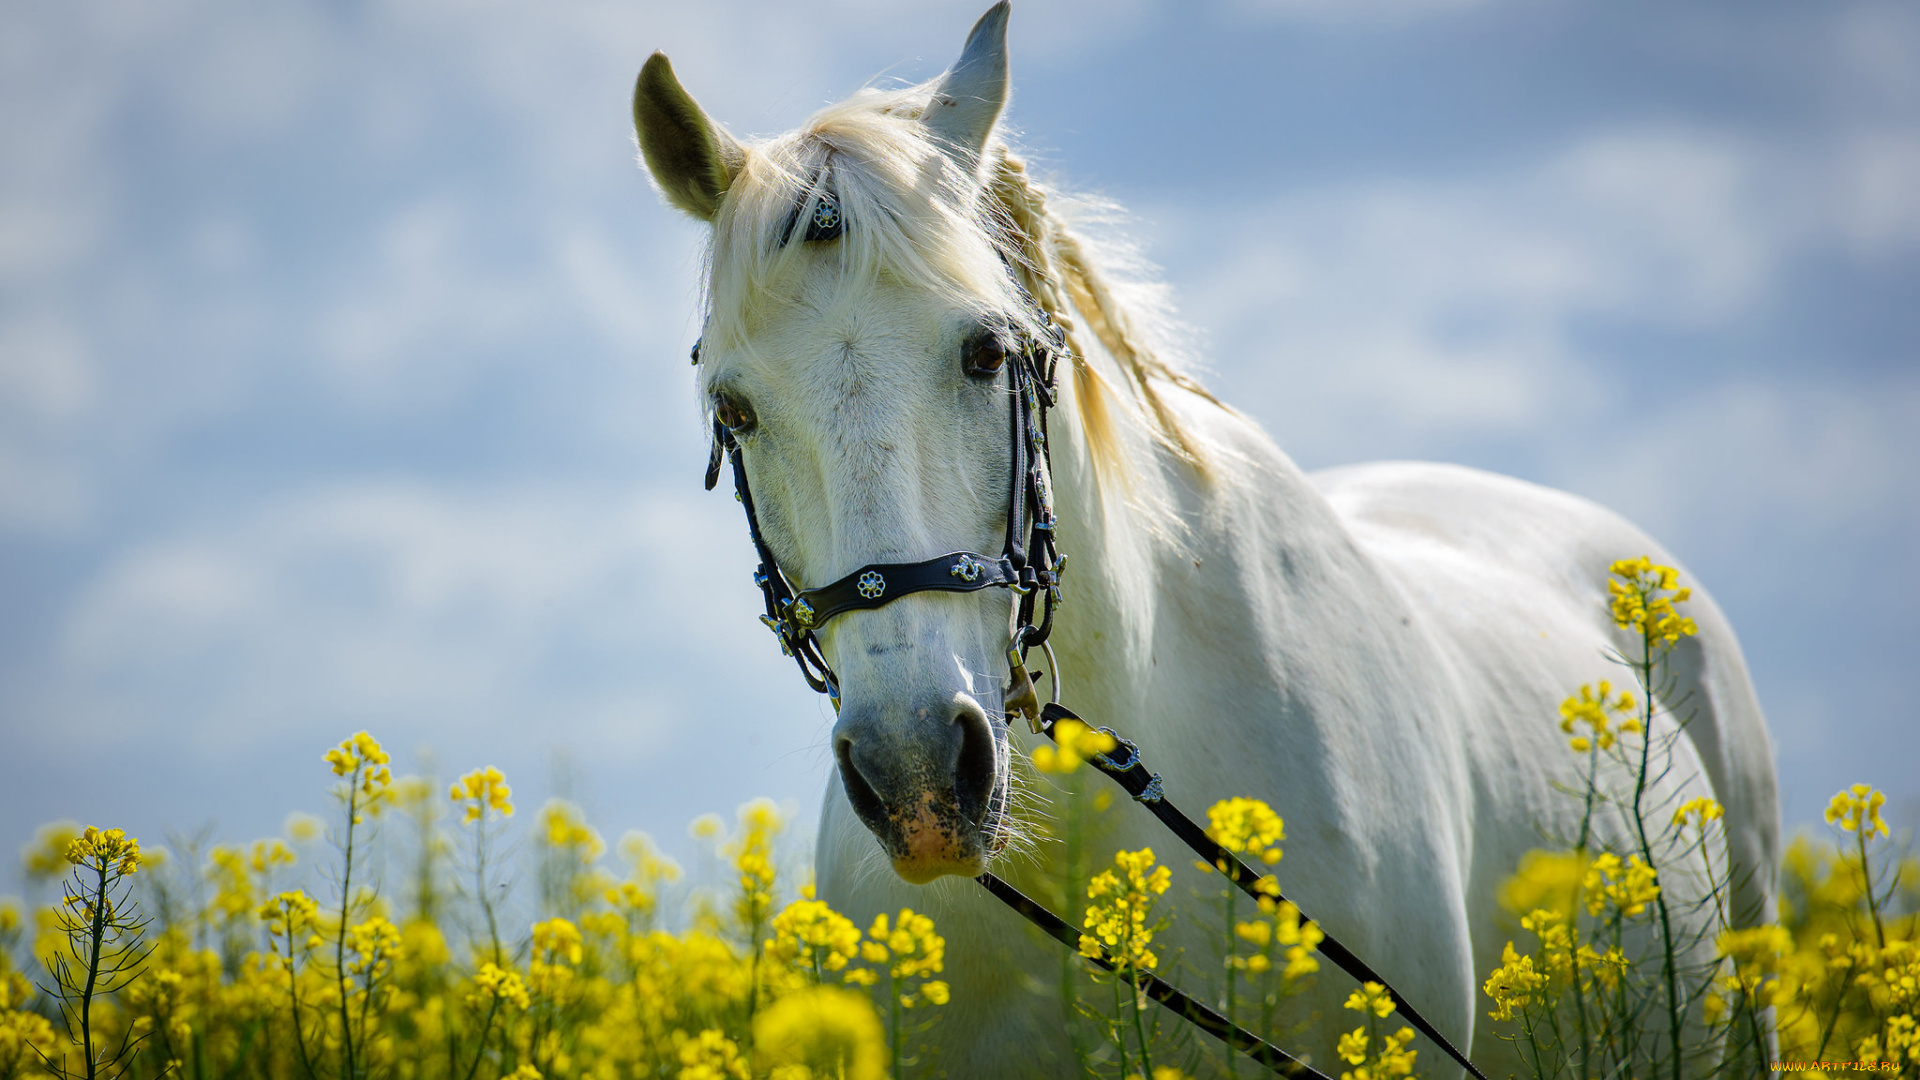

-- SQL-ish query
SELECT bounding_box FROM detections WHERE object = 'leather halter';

[700,279,1068,719]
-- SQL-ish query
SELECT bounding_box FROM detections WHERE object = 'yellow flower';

[324,731,393,799]
[753,986,888,1080]
[768,899,862,975]
[1204,797,1286,867]
[1673,797,1724,830]
[1583,853,1660,918]
[450,766,514,821]
[345,916,404,980]
[674,1028,748,1080]
[1558,681,1635,753]
[1080,848,1172,974]
[1824,783,1890,839]
[1484,941,1546,1021]
[531,918,584,966]
[1499,849,1589,919]
[283,811,323,843]
[470,961,530,1010]
[257,889,319,939]
[1032,718,1119,774]
[540,800,604,861]
[1607,556,1698,645]
[724,799,784,931]
[1344,980,1395,1018]
[64,826,142,876]
[861,908,946,1006]
[1337,1027,1369,1065]
[22,820,82,880]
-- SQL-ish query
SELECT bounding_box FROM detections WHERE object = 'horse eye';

[961,329,1008,379]
[714,391,756,433]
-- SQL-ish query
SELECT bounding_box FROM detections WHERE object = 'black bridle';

[701,280,1068,724]
[692,213,1488,1080]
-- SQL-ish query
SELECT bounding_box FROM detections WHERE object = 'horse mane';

[699,79,1222,493]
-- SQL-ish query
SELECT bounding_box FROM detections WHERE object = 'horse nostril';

[834,734,889,830]
[953,700,998,825]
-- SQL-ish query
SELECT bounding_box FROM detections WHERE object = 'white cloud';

[1137,122,1920,470]
[1227,0,1492,26]
[46,479,797,755]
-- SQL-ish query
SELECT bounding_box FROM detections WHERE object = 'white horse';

[632,5,1779,1075]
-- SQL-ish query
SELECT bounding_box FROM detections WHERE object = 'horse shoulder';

[1311,459,1779,925]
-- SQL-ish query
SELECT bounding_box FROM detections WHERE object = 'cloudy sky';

[3,0,1916,895]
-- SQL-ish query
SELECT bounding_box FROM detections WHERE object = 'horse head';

[633,4,1044,883]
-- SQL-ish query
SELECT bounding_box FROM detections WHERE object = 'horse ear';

[633,52,746,221]
[921,2,1010,174]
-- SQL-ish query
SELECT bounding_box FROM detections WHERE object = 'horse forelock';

[696,78,1219,507]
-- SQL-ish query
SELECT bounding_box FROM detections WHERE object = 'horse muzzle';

[832,689,1005,882]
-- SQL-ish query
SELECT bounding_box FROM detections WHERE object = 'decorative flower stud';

[857,571,886,599]
[950,555,986,583]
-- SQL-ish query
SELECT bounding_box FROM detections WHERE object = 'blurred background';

[3,0,1916,897]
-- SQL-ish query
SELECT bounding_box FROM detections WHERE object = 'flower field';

[1,561,1914,1080]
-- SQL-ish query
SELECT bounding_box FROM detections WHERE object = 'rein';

[694,233,1487,1080]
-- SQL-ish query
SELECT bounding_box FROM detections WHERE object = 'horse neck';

[1038,341,1382,732]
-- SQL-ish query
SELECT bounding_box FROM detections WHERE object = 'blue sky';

[3,0,1916,896]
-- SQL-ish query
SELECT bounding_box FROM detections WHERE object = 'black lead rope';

[1033,702,1493,1080]
[975,870,1333,1080]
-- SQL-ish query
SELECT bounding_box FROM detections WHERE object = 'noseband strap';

[702,284,1068,714]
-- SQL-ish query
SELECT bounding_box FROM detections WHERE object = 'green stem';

[335,773,361,1080]
[282,922,320,1080]
[1062,788,1089,1077]
[1626,637,1682,1080]
[458,991,499,1076]
[1224,884,1238,1080]
[890,973,903,1080]
[81,860,107,1080]
[1130,965,1154,1078]
[1856,829,1886,950]
[1111,975,1130,1079]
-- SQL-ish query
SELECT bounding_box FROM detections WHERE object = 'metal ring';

[1039,638,1061,706]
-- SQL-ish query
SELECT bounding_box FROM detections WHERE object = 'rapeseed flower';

[325,731,393,794]
[674,1027,749,1080]
[345,916,404,981]
[860,908,946,1006]
[1483,942,1546,1021]
[768,899,862,978]
[64,826,143,876]
[531,918,584,966]
[283,811,323,843]
[450,766,514,821]
[1204,797,1286,867]
[1034,718,1119,774]
[1336,984,1417,1079]
[1825,783,1891,839]
[1558,681,1636,753]
[541,800,605,862]
[22,820,82,880]
[1498,849,1589,918]
[1673,797,1724,830]
[1080,848,1172,973]
[470,961,531,1010]
[258,890,319,941]
[1607,556,1697,645]
[1344,981,1394,1019]
[753,986,888,1080]
[1583,852,1661,918]
[725,800,783,932]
